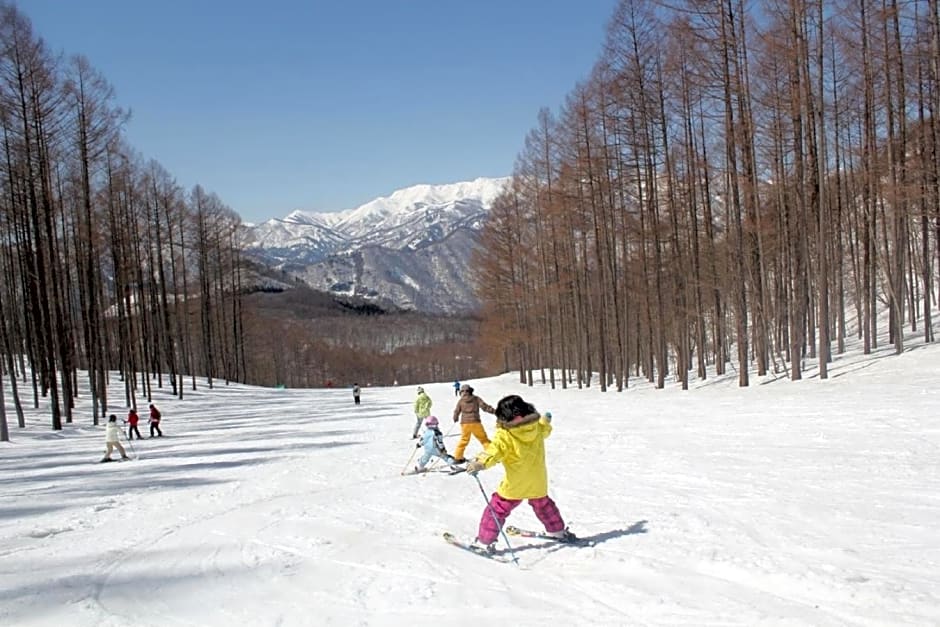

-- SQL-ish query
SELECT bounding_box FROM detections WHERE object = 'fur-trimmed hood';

[498,411,541,429]
[494,395,540,430]
[495,412,546,444]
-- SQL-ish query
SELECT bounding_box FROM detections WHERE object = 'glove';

[544,411,552,422]
[466,460,484,475]
[416,442,421,448]
[453,417,458,423]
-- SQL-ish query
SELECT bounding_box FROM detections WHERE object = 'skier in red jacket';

[148,403,163,437]
[126,408,143,440]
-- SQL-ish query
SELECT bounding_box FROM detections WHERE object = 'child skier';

[414,416,457,473]
[412,386,432,439]
[101,415,130,462]
[451,384,494,463]
[126,408,143,440]
[465,394,573,552]
[148,403,163,437]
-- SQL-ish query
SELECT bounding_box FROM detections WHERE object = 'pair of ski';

[402,465,465,476]
[444,526,593,563]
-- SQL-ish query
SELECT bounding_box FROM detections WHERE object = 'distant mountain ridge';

[243,177,509,314]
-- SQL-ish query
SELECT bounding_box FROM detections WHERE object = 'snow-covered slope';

[244,211,348,266]
[244,177,508,313]
[2,322,939,626]
[331,177,506,243]
[291,229,481,312]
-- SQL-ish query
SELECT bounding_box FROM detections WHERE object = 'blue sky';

[20,0,616,223]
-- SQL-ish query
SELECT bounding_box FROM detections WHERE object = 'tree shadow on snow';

[0,503,72,519]
[141,445,284,459]
[827,353,890,379]
[0,453,105,473]
[0,545,259,607]
[263,429,364,441]
[0,439,361,503]
[306,405,404,424]
[8,476,232,507]
[164,440,360,460]
[154,460,276,473]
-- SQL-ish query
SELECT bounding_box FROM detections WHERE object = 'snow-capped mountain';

[244,177,509,313]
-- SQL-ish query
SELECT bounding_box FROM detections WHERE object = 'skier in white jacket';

[102,415,130,462]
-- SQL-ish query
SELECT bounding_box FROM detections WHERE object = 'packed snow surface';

[2,334,939,626]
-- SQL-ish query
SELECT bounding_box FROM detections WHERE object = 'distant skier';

[148,403,163,437]
[413,416,457,473]
[101,415,130,462]
[465,395,573,553]
[453,380,460,397]
[412,386,432,439]
[451,384,494,463]
[126,408,143,440]
[352,383,361,405]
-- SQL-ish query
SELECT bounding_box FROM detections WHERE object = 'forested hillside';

[477,1,940,391]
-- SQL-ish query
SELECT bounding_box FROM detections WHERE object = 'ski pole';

[400,443,420,475]
[120,428,137,459]
[472,473,519,565]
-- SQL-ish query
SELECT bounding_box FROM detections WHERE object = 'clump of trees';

[477,0,940,391]
[0,4,246,438]
[239,290,491,388]
[0,3,499,439]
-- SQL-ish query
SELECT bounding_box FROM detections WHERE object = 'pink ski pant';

[477,492,564,544]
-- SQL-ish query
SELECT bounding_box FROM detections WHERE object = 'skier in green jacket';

[412,386,433,439]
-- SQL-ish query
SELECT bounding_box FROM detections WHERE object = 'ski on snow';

[443,527,591,565]
[504,526,595,547]
[442,533,515,563]
[402,465,465,476]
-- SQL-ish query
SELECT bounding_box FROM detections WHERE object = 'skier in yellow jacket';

[451,384,494,462]
[465,394,572,552]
